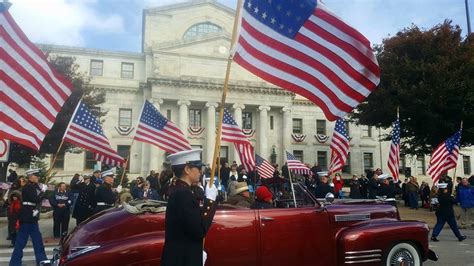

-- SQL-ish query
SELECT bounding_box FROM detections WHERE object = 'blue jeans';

[432,215,463,239]
[10,222,47,266]
[409,192,418,209]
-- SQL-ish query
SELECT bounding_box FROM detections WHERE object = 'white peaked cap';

[167,149,203,166]
[317,171,328,176]
[378,174,389,180]
[25,168,41,176]
[437,183,448,189]
[101,169,115,178]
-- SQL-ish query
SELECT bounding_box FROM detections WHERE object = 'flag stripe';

[428,130,461,183]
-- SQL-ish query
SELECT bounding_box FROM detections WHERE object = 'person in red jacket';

[7,191,22,247]
[333,173,345,199]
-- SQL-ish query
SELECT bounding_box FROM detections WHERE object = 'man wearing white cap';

[161,149,218,266]
[431,183,466,242]
[314,172,335,198]
[93,169,120,213]
[377,174,395,199]
[10,169,47,266]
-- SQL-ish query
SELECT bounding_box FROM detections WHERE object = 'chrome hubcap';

[390,248,415,266]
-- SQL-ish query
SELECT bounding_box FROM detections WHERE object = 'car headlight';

[67,245,101,260]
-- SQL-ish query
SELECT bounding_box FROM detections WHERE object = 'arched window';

[183,22,223,40]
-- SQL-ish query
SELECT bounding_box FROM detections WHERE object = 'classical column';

[258,106,271,159]
[206,102,218,163]
[140,85,152,176]
[148,99,164,172]
[232,103,245,164]
[178,100,191,137]
[281,106,292,163]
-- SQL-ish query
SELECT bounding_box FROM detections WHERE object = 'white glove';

[203,251,208,266]
[32,210,39,217]
[205,184,218,201]
[79,175,84,182]
[116,185,122,193]
[40,184,47,192]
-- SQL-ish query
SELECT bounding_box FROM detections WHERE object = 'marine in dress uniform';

[49,182,72,238]
[94,169,120,213]
[161,149,219,266]
[72,175,97,225]
[10,169,47,266]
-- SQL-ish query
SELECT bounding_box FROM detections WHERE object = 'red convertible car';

[43,183,438,266]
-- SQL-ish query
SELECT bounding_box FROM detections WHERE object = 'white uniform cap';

[25,168,41,176]
[167,149,204,167]
[378,174,389,180]
[317,171,328,177]
[437,183,448,189]
[101,169,115,178]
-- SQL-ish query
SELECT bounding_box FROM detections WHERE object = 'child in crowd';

[7,191,21,247]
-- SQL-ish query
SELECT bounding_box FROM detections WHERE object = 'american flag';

[222,109,256,172]
[427,130,462,184]
[256,154,274,179]
[134,100,191,154]
[286,151,312,176]
[63,100,125,167]
[387,118,401,181]
[329,119,350,174]
[233,0,380,121]
[0,5,74,150]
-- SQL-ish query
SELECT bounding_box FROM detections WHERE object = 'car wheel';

[384,242,422,266]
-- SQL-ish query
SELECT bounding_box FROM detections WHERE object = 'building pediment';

[153,34,232,58]
[144,0,234,16]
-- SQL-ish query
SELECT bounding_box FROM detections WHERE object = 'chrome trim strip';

[345,258,381,264]
[345,254,382,259]
[335,214,371,222]
[345,249,382,255]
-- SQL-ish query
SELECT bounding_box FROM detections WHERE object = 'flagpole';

[119,139,135,187]
[209,0,243,188]
[286,151,298,208]
[452,120,464,183]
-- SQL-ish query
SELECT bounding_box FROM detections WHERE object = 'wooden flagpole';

[286,151,298,208]
[209,0,243,188]
[119,139,135,187]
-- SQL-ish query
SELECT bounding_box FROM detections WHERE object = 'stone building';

[34,0,471,183]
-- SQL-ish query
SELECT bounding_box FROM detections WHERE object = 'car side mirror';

[325,193,335,203]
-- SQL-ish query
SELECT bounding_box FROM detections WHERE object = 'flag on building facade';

[222,109,256,172]
[286,151,312,176]
[134,100,191,154]
[328,119,350,174]
[232,0,380,121]
[256,154,274,179]
[0,4,74,150]
[427,130,462,184]
[63,100,125,167]
[387,118,401,181]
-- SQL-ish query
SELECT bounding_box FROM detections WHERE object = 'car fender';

[335,218,430,265]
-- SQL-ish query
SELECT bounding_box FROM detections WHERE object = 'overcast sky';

[8,0,473,52]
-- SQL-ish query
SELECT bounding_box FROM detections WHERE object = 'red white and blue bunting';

[291,133,306,143]
[243,129,256,138]
[315,134,329,143]
[115,126,134,136]
[188,126,205,136]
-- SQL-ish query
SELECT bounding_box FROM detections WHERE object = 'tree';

[1,56,105,180]
[351,21,474,155]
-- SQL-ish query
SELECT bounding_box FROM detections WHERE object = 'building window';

[121,62,134,79]
[166,109,172,120]
[270,115,274,130]
[242,112,252,129]
[399,156,406,173]
[463,156,471,175]
[52,150,65,170]
[416,157,426,175]
[90,60,103,76]
[293,150,304,162]
[363,152,373,172]
[344,121,350,136]
[292,118,303,134]
[84,151,97,170]
[362,126,372,137]
[220,146,229,164]
[117,145,130,169]
[189,109,202,127]
[316,120,326,135]
[183,22,223,40]
[119,108,132,127]
[342,152,351,173]
[317,151,327,171]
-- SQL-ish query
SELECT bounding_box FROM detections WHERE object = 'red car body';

[49,184,437,266]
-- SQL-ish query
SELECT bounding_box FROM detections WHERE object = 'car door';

[259,186,333,266]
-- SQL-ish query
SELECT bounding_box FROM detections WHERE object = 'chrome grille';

[344,249,382,264]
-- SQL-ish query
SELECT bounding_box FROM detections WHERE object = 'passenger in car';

[251,186,274,209]
[228,182,254,208]
[314,173,335,198]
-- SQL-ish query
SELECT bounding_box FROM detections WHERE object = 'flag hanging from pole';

[328,119,350,174]
[63,100,125,167]
[256,154,274,179]
[0,4,74,150]
[387,118,401,181]
[232,0,380,121]
[222,109,256,172]
[134,100,191,154]
[286,151,312,176]
[427,129,462,184]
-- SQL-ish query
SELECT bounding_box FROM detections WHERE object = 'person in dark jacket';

[138,181,160,200]
[10,169,47,266]
[378,176,395,198]
[368,174,379,199]
[146,170,158,190]
[72,175,96,225]
[402,178,410,207]
[359,175,369,199]
[131,176,145,199]
[251,186,273,209]
[49,182,72,238]
[349,175,362,199]
[7,191,21,247]
[431,183,466,242]
[7,169,18,183]
[161,149,218,266]
[94,170,119,214]
[314,174,335,198]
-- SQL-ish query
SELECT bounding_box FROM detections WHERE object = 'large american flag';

[427,130,462,184]
[286,151,312,176]
[387,118,401,181]
[328,119,350,174]
[233,0,380,121]
[222,109,256,172]
[63,100,125,167]
[0,5,74,150]
[256,154,274,179]
[134,100,191,154]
